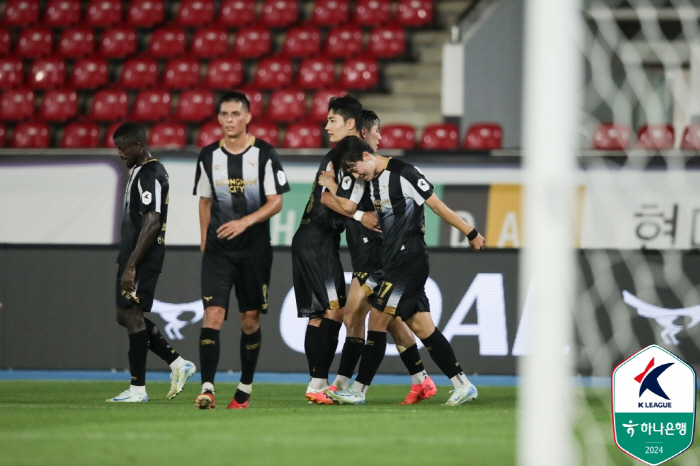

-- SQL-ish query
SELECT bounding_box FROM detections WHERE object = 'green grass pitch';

[0,381,696,466]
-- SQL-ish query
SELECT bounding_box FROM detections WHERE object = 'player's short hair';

[219,91,250,113]
[336,136,374,172]
[360,109,380,133]
[328,95,362,128]
[112,122,147,146]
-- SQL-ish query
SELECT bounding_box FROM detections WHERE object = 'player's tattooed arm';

[217,194,282,240]
[199,196,212,252]
[425,194,485,251]
[122,211,161,291]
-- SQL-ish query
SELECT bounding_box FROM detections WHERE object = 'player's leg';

[405,311,477,406]
[142,318,197,399]
[388,317,437,404]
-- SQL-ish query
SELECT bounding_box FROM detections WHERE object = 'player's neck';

[222,133,252,154]
[373,155,390,176]
[134,151,152,167]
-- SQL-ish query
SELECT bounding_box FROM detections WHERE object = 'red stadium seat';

[197,120,223,147]
[119,58,158,89]
[284,122,322,148]
[57,28,95,59]
[0,89,34,121]
[420,123,459,150]
[368,25,406,59]
[282,26,321,59]
[464,123,502,150]
[174,89,215,122]
[162,59,200,89]
[104,122,120,147]
[354,0,391,27]
[218,0,256,27]
[0,58,24,89]
[16,28,52,58]
[44,0,81,27]
[260,0,298,28]
[127,0,164,27]
[0,124,5,146]
[591,123,630,151]
[298,57,335,90]
[380,124,415,149]
[12,121,49,148]
[149,122,186,148]
[325,26,362,59]
[636,124,674,150]
[204,58,243,90]
[310,0,349,26]
[309,88,346,122]
[148,28,187,58]
[28,57,66,89]
[39,89,77,121]
[239,87,264,119]
[174,0,214,26]
[61,122,100,148]
[340,57,379,90]
[189,28,228,59]
[3,0,40,27]
[253,57,293,89]
[99,28,138,59]
[268,89,305,123]
[71,58,108,90]
[0,29,9,56]
[85,0,122,27]
[248,122,278,146]
[233,27,272,59]
[131,90,171,121]
[396,0,433,27]
[88,89,129,121]
[681,125,700,150]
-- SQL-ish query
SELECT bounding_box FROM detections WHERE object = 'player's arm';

[199,196,212,252]
[319,163,380,232]
[425,194,485,251]
[217,194,282,240]
[194,157,213,252]
[122,211,161,291]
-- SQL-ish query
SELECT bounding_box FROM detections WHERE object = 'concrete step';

[435,0,471,27]
[382,62,441,79]
[416,45,445,64]
[410,30,451,46]
[369,110,445,132]
[358,94,440,110]
[389,78,442,95]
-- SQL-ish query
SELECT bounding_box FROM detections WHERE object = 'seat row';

[3,0,433,29]
[0,121,504,150]
[592,123,700,151]
[1,24,406,60]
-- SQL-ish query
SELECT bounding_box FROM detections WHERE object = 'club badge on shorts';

[612,344,696,465]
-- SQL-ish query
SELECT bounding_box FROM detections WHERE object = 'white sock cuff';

[130,384,147,394]
[333,375,351,390]
[201,382,215,394]
[237,383,252,394]
[450,372,470,388]
[169,356,185,371]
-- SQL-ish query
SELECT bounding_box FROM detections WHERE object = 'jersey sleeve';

[400,164,434,206]
[192,150,212,197]
[263,146,291,196]
[137,166,165,214]
[335,167,365,204]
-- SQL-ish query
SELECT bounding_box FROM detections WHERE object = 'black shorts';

[201,247,272,318]
[352,270,384,298]
[372,252,430,320]
[116,264,160,312]
[292,247,346,318]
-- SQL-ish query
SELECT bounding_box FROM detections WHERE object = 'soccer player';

[107,122,196,403]
[193,91,290,409]
[320,110,437,405]
[292,95,374,403]
[323,136,486,406]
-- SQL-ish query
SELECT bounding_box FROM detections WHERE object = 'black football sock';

[128,330,149,386]
[355,331,387,386]
[336,337,365,379]
[199,328,220,385]
[240,328,261,385]
[399,343,425,376]
[234,389,250,404]
[421,328,464,378]
[144,318,179,365]
[305,324,321,377]
[316,318,342,379]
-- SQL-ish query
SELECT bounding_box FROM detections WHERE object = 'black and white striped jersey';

[117,159,169,271]
[367,157,434,266]
[193,137,290,255]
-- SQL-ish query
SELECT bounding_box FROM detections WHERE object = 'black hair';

[112,122,147,145]
[219,91,250,112]
[328,95,362,129]
[335,136,374,173]
[360,109,380,133]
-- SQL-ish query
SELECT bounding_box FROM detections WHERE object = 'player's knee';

[123,307,145,333]
[203,307,225,329]
[116,309,127,327]
[240,312,260,334]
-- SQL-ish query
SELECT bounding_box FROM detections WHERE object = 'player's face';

[326,110,354,142]
[218,101,251,138]
[115,138,141,169]
[363,123,381,151]
[348,153,376,181]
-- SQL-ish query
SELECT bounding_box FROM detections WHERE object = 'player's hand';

[360,211,381,233]
[469,233,485,252]
[121,265,136,292]
[318,171,336,189]
[217,218,250,240]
